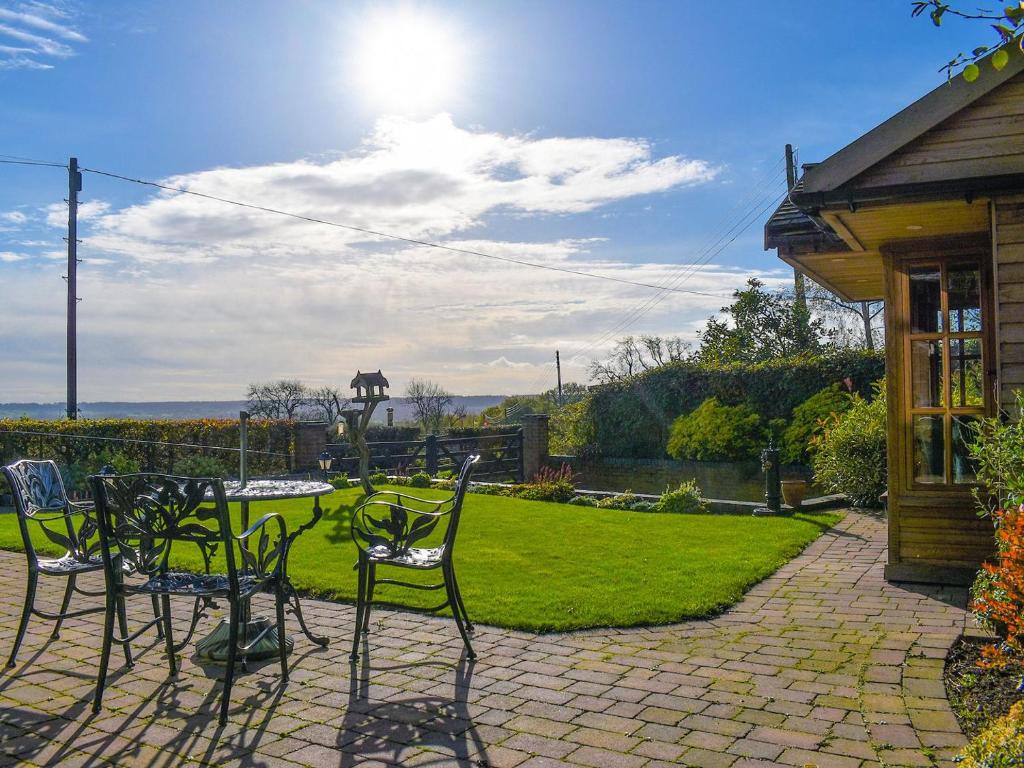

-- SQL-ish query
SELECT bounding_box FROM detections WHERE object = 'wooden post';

[66,157,82,420]
[556,350,562,405]
[425,434,439,475]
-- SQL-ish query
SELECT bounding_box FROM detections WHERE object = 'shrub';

[811,382,886,506]
[630,501,657,512]
[968,391,1024,514]
[957,700,1024,768]
[583,350,884,459]
[517,479,575,503]
[368,471,387,485]
[408,472,432,488]
[658,481,708,514]
[667,398,765,461]
[436,469,455,480]
[568,495,598,507]
[172,454,230,478]
[781,384,853,465]
[329,472,350,489]
[597,492,638,510]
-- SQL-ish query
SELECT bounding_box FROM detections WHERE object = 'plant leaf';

[993,48,1010,70]
[964,63,981,82]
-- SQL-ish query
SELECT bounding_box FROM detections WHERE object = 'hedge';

[583,351,884,459]
[0,418,294,486]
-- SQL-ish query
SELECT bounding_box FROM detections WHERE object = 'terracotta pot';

[781,479,808,509]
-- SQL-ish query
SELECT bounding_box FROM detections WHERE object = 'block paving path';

[0,509,972,767]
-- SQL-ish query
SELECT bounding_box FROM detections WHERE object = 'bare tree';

[589,335,689,383]
[405,378,454,434]
[806,281,884,351]
[304,386,348,424]
[246,380,309,420]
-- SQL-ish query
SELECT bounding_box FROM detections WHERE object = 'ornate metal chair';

[1,459,137,669]
[89,473,291,724]
[349,454,479,662]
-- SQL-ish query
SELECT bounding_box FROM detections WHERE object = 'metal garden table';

[196,478,334,662]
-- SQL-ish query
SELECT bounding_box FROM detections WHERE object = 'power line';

[77,165,735,298]
[0,157,67,169]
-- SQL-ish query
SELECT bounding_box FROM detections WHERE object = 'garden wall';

[583,351,884,459]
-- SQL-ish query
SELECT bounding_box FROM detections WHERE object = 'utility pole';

[66,157,81,420]
[555,349,562,405]
[785,144,809,343]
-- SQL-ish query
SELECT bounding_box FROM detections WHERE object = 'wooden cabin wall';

[995,196,1024,416]
[851,73,1024,188]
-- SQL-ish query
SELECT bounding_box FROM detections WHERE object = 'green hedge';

[583,351,884,459]
[0,418,294,490]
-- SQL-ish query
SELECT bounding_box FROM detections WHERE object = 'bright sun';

[351,7,464,113]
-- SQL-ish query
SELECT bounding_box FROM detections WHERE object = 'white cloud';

[0,251,26,261]
[1,210,27,224]
[0,3,85,69]
[1,116,781,400]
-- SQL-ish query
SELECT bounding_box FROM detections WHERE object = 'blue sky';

[0,1,985,400]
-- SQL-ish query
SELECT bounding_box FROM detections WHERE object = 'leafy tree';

[913,0,1024,81]
[695,279,834,365]
[589,335,688,383]
[405,378,454,434]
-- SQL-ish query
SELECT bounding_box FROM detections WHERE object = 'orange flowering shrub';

[972,504,1024,671]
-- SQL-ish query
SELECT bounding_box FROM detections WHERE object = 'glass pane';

[950,337,984,407]
[913,415,946,484]
[911,340,944,408]
[910,267,943,333]
[947,264,982,332]
[952,415,981,484]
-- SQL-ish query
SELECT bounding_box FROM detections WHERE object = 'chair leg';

[115,595,134,668]
[92,591,116,715]
[350,557,367,662]
[152,595,165,640]
[362,563,376,634]
[220,598,240,725]
[51,574,76,640]
[275,578,288,681]
[443,564,475,659]
[449,566,473,633]
[160,594,176,676]
[7,569,37,668]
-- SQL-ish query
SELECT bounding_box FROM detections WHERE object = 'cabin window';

[906,258,987,487]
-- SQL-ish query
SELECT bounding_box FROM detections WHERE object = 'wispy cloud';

[0,2,85,70]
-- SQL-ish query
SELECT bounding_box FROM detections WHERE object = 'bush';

[582,350,884,459]
[408,472,432,488]
[329,472,350,489]
[968,391,1024,514]
[781,384,853,465]
[957,700,1024,768]
[812,382,886,506]
[368,471,387,485]
[630,501,657,512]
[667,398,765,461]
[597,492,638,510]
[658,481,708,514]
[172,454,231,478]
[517,479,575,503]
[568,495,598,507]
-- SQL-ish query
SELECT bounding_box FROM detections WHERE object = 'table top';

[217,479,335,502]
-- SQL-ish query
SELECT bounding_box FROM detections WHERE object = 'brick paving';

[0,509,972,767]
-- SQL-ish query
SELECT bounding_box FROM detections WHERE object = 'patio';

[0,509,971,768]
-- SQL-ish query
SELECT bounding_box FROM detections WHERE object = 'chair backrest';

[2,459,87,564]
[443,454,479,550]
[89,473,237,583]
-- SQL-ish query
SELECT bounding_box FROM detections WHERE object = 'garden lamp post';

[753,444,786,516]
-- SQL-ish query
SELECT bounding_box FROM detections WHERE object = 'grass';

[0,485,841,632]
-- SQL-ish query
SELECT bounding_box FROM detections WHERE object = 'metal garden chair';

[89,472,291,724]
[349,454,479,662]
[1,459,139,669]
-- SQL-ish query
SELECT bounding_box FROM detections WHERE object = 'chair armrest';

[68,500,95,514]
[350,498,448,556]
[236,512,289,542]
[363,490,450,512]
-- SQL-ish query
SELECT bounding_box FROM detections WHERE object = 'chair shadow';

[336,648,487,767]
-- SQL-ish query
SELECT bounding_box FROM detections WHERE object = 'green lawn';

[0,486,841,632]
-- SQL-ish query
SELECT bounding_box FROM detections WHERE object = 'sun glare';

[351,8,464,114]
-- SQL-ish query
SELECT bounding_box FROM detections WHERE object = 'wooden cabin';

[765,51,1024,585]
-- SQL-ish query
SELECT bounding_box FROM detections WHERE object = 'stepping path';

[0,509,971,767]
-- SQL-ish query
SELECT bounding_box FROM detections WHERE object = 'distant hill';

[0,396,508,422]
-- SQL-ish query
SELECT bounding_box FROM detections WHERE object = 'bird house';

[350,370,390,404]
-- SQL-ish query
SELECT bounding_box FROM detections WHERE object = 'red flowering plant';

[967,393,1024,685]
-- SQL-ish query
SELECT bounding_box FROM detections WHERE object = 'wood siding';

[996,196,1024,413]
[851,72,1024,189]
